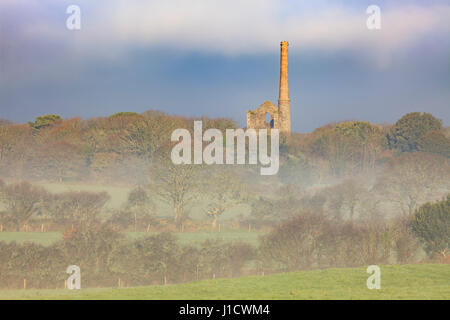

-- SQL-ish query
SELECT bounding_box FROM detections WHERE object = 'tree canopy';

[387,112,442,152]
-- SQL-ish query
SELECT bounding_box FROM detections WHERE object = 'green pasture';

[0,230,263,247]
[1,264,448,300]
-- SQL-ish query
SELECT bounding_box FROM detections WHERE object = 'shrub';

[411,195,450,259]
[259,212,395,272]
[259,211,330,271]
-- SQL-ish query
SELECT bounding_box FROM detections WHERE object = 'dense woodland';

[0,110,449,288]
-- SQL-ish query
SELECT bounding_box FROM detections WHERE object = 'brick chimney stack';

[278,41,291,133]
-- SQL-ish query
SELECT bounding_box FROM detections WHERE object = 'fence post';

[23,278,26,290]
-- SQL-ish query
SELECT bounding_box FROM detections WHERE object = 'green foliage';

[411,195,450,258]
[417,130,450,158]
[0,242,66,289]
[109,112,140,118]
[306,121,387,177]
[387,112,443,152]
[29,115,62,130]
[335,121,384,143]
[61,225,125,279]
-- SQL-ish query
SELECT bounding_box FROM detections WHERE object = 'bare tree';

[202,167,248,229]
[49,191,110,228]
[126,186,155,231]
[2,182,49,230]
[375,152,450,215]
[149,159,199,228]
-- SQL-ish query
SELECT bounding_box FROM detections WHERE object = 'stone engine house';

[247,41,291,133]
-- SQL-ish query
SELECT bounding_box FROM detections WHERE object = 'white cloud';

[93,1,450,54]
[2,1,450,62]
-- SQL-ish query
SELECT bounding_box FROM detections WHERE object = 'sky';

[0,0,449,132]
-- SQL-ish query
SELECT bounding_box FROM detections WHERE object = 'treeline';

[0,228,255,289]
[0,111,449,185]
[0,180,110,231]
[0,111,236,184]
[261,195,449,271]
[280,112,450,186]
[0,195,447,289]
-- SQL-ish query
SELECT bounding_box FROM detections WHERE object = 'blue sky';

[0,0,449,132]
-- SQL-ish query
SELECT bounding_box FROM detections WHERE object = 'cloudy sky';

[0,0,449,132]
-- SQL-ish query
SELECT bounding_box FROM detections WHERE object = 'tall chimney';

[278,41,291,133]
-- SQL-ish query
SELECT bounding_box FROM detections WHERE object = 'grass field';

[0,232,62,246]
[0,264,448,300]
[39,183,132,210]
[0,230,263,246]
[37,182,252,220]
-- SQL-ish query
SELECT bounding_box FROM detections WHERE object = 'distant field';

[0,230,263,246]
[37,182,252,220]
[1,264,448,300]
[0,232,62,246]
[38,183,131,210]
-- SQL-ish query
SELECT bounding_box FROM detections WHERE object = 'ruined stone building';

[247,41,291,133]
